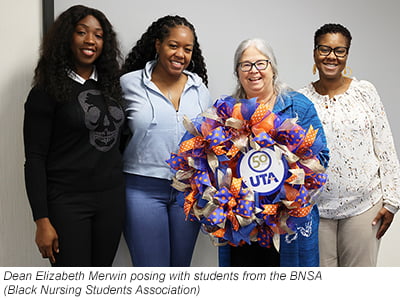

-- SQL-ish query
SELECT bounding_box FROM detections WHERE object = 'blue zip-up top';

[120,60,212,180]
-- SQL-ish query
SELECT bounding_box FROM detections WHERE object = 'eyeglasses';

[315,45,349,58]
[237,59,270,72]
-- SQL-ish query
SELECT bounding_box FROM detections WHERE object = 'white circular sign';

[239,148,286,195]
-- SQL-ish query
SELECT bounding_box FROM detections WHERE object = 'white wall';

[1,0,398,266]
[0,0,48,266]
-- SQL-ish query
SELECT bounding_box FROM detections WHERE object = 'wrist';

[35,217,51,228]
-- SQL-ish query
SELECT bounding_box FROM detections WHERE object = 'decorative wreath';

[167,96,327,247]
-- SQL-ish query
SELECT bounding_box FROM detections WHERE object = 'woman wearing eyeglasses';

[298,23,400,266]
[219,38,329,267]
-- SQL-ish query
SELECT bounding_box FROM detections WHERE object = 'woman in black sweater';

[23,5,125,266]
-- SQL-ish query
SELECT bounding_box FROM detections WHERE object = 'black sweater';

[23,79,125,220]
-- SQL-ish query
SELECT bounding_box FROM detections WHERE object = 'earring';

[155,53,159,61]
[312,64,317,75]
[343,66,353,76]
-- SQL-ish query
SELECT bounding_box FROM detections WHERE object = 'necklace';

[259,92,276,108]
[166,89,181,111]
[152,71,186,111]
[167,91,174,101]
[314,77,349,99]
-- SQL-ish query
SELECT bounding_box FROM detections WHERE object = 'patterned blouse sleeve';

[362,80,400,213]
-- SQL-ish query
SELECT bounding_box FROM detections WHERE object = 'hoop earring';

[343,66,353,76]
[312,64,317,75]
[187,60,195,71]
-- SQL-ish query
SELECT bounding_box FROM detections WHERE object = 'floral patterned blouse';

[299,78,400,219]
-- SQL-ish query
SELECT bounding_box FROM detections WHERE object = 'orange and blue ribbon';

[167,96,327,247]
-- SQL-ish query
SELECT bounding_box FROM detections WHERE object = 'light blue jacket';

[120,60,211,180]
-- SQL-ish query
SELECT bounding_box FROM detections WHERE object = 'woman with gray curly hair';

[220,38,329,267]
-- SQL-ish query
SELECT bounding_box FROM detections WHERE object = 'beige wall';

[0,0,398,267]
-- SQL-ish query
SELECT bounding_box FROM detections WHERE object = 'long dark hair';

[33,5,122,103]
[121,15,208,86]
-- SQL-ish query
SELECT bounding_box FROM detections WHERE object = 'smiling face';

[71,15,104,79]
[155,25,194,77]
[238,45,274,100]
[314,33,349,80]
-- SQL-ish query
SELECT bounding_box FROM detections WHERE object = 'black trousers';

[230,242,280,267]
[48,184,125,267]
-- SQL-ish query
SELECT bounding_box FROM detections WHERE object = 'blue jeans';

[124,174,200,266]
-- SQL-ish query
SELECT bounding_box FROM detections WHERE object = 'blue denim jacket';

[273,91,329,168]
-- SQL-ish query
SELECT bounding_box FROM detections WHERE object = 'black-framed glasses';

[237,59,270,72]
[315,45,349,58]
